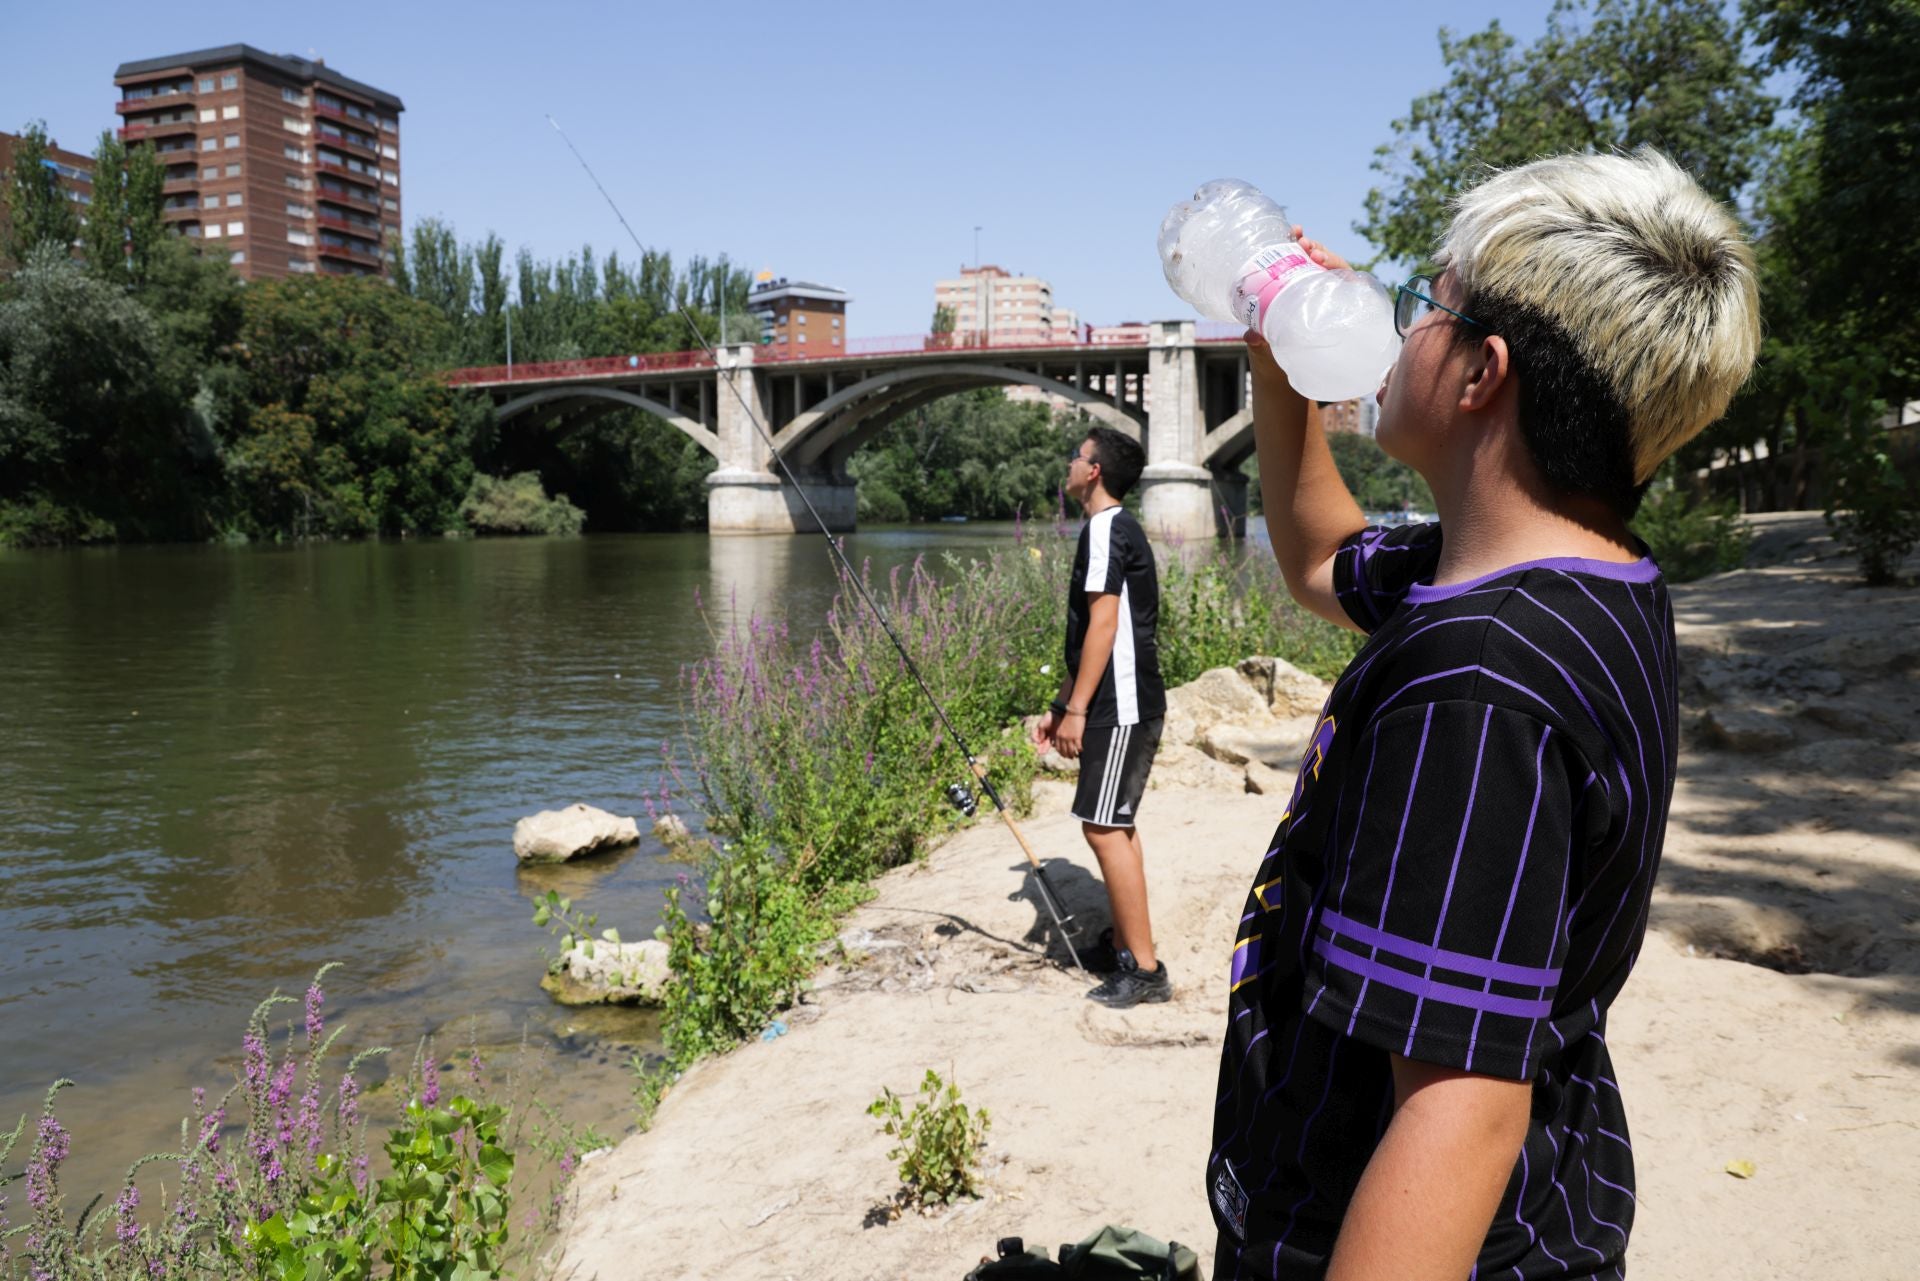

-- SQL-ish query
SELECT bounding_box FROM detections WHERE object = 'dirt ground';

[549,515,1920,1280]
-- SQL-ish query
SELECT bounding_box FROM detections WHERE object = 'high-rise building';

[746,278,850,353]
[933,265,1073,343]
[0,130,94,259]
[113,44,402,281]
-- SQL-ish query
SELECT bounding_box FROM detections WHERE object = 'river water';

[0,525,1031,1198]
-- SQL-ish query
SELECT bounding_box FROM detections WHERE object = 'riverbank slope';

[551,515,1920,1280]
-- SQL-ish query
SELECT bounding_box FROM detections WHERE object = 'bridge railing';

[442,325,1248,387]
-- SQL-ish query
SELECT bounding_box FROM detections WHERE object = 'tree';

[82,132,169,284]
[3,122,81,270]
[1358,0,1773,265]
[1325,432,1436,514]
[845,390,1085,522]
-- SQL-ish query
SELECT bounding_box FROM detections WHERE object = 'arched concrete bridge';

[445,321,1258,538]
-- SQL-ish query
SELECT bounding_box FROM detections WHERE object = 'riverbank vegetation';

[620,522,1357,1114]
[0,967,594,1279]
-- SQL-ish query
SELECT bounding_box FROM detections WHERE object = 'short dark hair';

[1449,292,1648,519]
[1084,426,1146,499]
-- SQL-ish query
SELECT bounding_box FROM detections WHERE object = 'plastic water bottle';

[1158,179,1400,401]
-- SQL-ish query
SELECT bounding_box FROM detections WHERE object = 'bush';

[1827,435,1919,586]
[1631,481,1751,583]
[868,1069,992,1207]
[459,470,585,536]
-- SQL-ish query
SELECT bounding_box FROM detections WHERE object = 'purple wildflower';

[114,1183,140,1243]
[350,1153,369,1194]
[304,983,325,1041]
[242,1030,269,1097]
[197,1106,225,1155]
[467,1051,484,1085]
[337,1073,360,1132]
[422,1055,440,1107]
[267,1058,296,1108]
[296,1083,323,1154]
[25,1114,68,1211]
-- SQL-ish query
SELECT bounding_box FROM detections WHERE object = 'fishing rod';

[546,116,1084,971]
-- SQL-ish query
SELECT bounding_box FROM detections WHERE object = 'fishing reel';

[943,779,978,818]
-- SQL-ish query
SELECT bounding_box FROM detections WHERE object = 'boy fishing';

[1033,426,1171,1008]
[1207,149,1760,1278]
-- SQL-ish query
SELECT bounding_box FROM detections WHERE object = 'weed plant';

[0,967,588,1280]
[867,1069,992,1208]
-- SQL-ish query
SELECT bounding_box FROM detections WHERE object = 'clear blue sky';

[7,0,1563,336]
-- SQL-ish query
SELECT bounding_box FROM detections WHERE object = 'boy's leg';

[1082,821,1155,971]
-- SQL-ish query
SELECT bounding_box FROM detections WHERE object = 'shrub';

[1827,434,1919,586]
[459,470,585,536]
[868,1069,992,1207]
[1632,481,1752,582]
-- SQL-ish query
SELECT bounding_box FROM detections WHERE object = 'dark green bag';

[965,1227,1201,1281]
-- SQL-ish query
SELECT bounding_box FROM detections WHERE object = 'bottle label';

[1231,243,1322,329]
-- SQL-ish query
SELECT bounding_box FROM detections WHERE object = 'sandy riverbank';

[549,515,1920,1280]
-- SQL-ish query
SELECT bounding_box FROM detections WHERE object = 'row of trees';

[1361,0,1918,580]
[0,127,747,545]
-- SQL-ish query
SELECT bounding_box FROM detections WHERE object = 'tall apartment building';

[113,44,402,282]
[0,130,94,257]
[746,278,850,353]
[932,265,1073,344]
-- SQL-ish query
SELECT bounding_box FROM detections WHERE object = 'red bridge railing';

[444,323,1248,387]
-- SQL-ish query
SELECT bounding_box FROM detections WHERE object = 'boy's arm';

[1248,229,1372,633]
[1323,1055,1531,1281]
[1250,343,1369,633]
[1052,593,1118,758]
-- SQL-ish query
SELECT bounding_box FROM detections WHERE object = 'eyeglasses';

[1067,448,1094,467]
[1395,274,1485,338]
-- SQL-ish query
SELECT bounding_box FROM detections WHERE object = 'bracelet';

[1050,698,1069,716]
[1064,705,1088,717]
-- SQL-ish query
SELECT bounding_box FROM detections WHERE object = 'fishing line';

[546,115,1084,970]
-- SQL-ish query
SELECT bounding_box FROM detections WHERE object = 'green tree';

[3,121,81,270]
[1359,0,1773,265]
[846,390,1084,523]
[225,276,480,538]
[81,133,169,285]
[1325,432,1436,513]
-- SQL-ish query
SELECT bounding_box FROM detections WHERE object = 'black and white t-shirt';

[1066,506,1166,728]
[1208,521,1677,1280]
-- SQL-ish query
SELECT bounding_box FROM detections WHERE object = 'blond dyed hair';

[1435,147,1761,484]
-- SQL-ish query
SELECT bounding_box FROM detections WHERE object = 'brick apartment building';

[933,265,1078,344]
[0,130,95,257]
[746,277,850,353]
[113,44,401,282]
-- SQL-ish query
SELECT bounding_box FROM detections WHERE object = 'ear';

[1458,333,1511,413]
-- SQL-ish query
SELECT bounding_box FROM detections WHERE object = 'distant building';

[0,130,94,257]
[746,278,850,353]
[1321,398,1379,436]
[933,265,1078,344]
[1088,322,1150,346]
[113,44,402,281]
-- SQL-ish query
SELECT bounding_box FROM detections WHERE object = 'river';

[0,524,1035,1199]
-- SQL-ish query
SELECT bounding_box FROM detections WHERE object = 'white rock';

[1240,656,1333,718]
[513,803,641,864]
[1243,759,1292,796]
[1148,743,1246,791]
[1699,707,1795,754]
[1200,716,1318,770]
[541,938,671,1006]
[1163,667,1273,746]
[653,813,692,845]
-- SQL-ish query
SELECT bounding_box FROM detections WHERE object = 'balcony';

[118,119,196,142]
[114,89,193,114]
[315,129,380,161]
[316,213,383,243]
[318,240,382,267]
[316,183,381,213]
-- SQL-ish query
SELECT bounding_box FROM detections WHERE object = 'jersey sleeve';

[1303,700,1586,1080]
[1333,522,1444,632]
[1084,512,1128,595]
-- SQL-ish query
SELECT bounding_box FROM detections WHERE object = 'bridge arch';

[494,386,721,459]
[773,362,1144,468]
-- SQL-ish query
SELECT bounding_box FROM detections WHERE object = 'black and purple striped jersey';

[1208,521,1677,1280]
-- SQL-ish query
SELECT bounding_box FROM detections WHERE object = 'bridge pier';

[706,468,856,534]
[1138,320,1220,542]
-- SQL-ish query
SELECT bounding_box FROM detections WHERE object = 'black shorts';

[1070,718,1163,828]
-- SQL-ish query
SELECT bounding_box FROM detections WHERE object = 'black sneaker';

[1077,927,1122,974]
[1087,950,1172,1008]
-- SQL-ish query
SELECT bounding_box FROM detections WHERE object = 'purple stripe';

[1405,704,1496,1054]
[1319,910,1562,988]
[1347,704,1434,1036]
[1404,554,1657,603]
[1313,937,1553,1019]
[1470,722,1557,1071]
[1377,663,1557,718]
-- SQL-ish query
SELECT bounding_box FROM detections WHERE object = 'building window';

[230,251,245,264]
[289,258,315,273]
[201,138,218,152]
[226,163,241,177]
[286,203,311,218]
[204,224,220,238]
[796,314,807,325]
[284,145,307,162]
[832,335,841,345]
[202,166,219,180]
[185,225,202,237]
[381,144,397,161]
[199,108,216,123]
[382,198,398,212]
[226,193,243,207]
[221,73,238,90]
[281,87,308,106]
[288,230,313,246]
[223,105,240,120]
[198,77,215,93]
[202,195,219,209]
[227,221,244,235]
[831,317,840,328]
[283,117,309,135]
[798,333,807,344]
